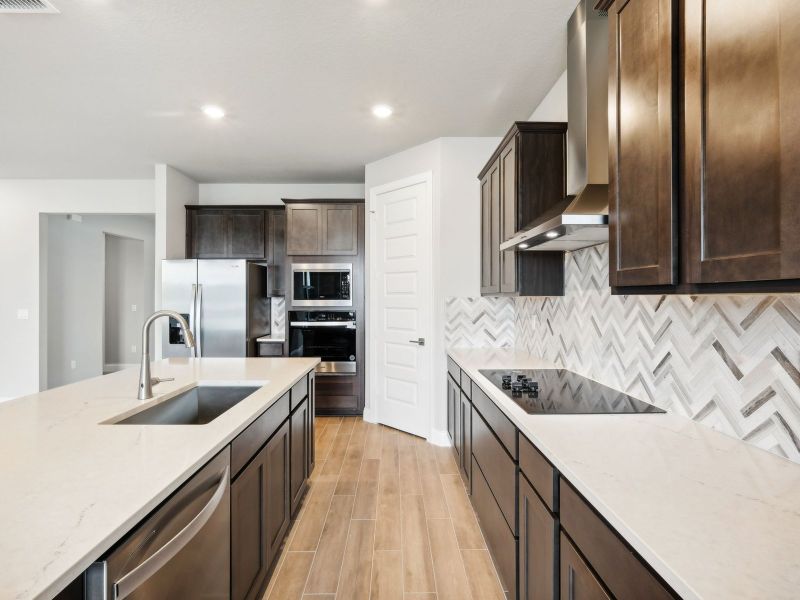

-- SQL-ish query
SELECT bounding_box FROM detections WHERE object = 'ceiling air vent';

[0,0,59,13]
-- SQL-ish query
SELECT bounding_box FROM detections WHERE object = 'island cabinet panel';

[559,480,677,600]
[307,372,316,474]
[559,533,611,600]
[684,0,800,285]
[290,396,309,516]
[609,0,677,287]
[231,392,290,477]
[519,474,557,600]
[264,420,291,566]
[232,448,270,600]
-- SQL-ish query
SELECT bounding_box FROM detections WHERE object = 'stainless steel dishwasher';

[86,447,231,599]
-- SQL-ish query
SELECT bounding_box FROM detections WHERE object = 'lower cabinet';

[447,374,457,446]
[290,397,309,515]
[519,474,557,600]
[560,533,610,600]
[308,372,316,475]
[231,420,290,600]
[459,390,471,492]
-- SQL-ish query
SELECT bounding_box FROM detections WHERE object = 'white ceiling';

[0,0,576,182]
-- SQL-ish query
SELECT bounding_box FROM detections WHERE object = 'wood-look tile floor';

[262,416,506,600]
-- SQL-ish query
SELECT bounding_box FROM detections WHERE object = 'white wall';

[364,137,500,442]
[45,215,155,388]
[528,70,568,122]
[105,234,146,369]
[199,183,366,205]
[0,180,153,399]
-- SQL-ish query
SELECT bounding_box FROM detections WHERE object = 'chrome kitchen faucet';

[138,310,195,400]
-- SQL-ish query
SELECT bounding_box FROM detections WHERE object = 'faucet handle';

[150,377,175,386]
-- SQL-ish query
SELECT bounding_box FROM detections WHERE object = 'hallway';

[263,416,506,600]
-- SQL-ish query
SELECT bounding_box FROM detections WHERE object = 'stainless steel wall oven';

[289,311,356,374]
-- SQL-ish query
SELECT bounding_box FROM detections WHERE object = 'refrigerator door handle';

[189,284,198,357]
[196,283,203,358]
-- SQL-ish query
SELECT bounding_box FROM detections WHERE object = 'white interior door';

[370,173,433,438]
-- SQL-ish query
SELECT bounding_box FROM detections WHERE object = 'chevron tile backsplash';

[445,244,800,462]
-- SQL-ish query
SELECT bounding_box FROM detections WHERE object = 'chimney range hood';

[501,0,609,252]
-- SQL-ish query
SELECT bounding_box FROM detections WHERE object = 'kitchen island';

[448,348,800,600]
[0,357,318,600]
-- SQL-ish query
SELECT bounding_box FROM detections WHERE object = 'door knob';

[408,338,425,346]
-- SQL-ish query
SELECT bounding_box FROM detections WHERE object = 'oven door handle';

[290,321,356,329]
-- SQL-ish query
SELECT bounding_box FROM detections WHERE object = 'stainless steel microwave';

[291,263,352,307]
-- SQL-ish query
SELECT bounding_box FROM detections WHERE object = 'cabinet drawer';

[231,392,290,478]
[257,342,283,357]
[472,456,516,597]
[560,480,676,600]
[290,375,308,409]
[472,384,517,459]
[459,369,472,398]
[519,434,556,512]
[472,406,516,531]
[447,356,460,383]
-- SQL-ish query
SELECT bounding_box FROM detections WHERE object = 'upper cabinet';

[286,202,360,256]
[478,122,568,297]
[187,207,265,259]
[610,0,800,292]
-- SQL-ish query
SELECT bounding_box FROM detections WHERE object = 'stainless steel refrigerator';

[161,260,270,358]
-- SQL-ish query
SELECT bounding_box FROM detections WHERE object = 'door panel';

[685,0,800,283]
[560,533,610,600]
[265,421,290,567]
[480,159,502,295]
[232,453,268,600]
[290,398,309,515]
[322,205,358,255]
[229,210,265,258]
[519,475,556,600]
[286,205,322,255]
[371,177,432,437]
[198,260,247,357]
[609,0,676,287]
[500,137,518,293]
[192,210,228,258]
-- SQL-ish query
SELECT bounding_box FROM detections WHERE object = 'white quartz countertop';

[448,348,800,600]
[0,357,319,600]
[256,335,285,342]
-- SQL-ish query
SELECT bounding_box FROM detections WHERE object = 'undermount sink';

[113,384,263,425]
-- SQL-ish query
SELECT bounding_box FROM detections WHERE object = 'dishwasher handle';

[112,466,230,599]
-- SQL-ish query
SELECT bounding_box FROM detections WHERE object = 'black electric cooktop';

[478,369,664,415]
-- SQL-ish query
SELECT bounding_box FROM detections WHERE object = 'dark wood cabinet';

[290,397,309,515]
[263,420,291,568]
[189,208,265,259]
[447,374,457,447]
[479,122,567,297]
[480,158,501,294]
[286,202,360,256]
[519,474,556,600]
[560,533,610,600]
[611,0,800,292]
[266,209,287,296]
[683,0,800,285]
[459,390,471,492]
[191,209,229,258]
[608,0,676,287]
[307,372,315,475]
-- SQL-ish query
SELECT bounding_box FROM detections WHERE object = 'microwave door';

[161,260,198,358]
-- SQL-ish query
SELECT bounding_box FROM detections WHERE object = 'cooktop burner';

[478,369,664,415]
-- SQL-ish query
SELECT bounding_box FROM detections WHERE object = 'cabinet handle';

[568,565,576,600]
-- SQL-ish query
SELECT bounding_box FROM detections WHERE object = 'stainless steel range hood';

[501,0,609,252]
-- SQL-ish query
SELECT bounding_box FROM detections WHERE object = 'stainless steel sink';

[113,385,262,425]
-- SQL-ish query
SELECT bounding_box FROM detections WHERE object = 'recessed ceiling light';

[545,231,560,238]
[372,104,393,119]
[518,243,530,249]
[202,105,226,120]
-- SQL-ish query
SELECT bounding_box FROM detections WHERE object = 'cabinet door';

[267,210,287,296]
[560,533,610,600]
[286,205,322,255]
[264,420,291,568]
[192,209,229,258]
[609,0,676,287]
[447,376,456,445]
[308,372,315,475]
[684,0,800,284]
[231,446,269,600]
[499,136,518,293]
[519,475,556,600]
[459,392,471,492]
[228,210,265,258]
[322,204,358,255]
[480,159,501,295]
[453,382,463,464]
[290,397,309,515]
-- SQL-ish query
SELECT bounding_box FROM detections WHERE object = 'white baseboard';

[428,428,452,447]
[362,407,377,424]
